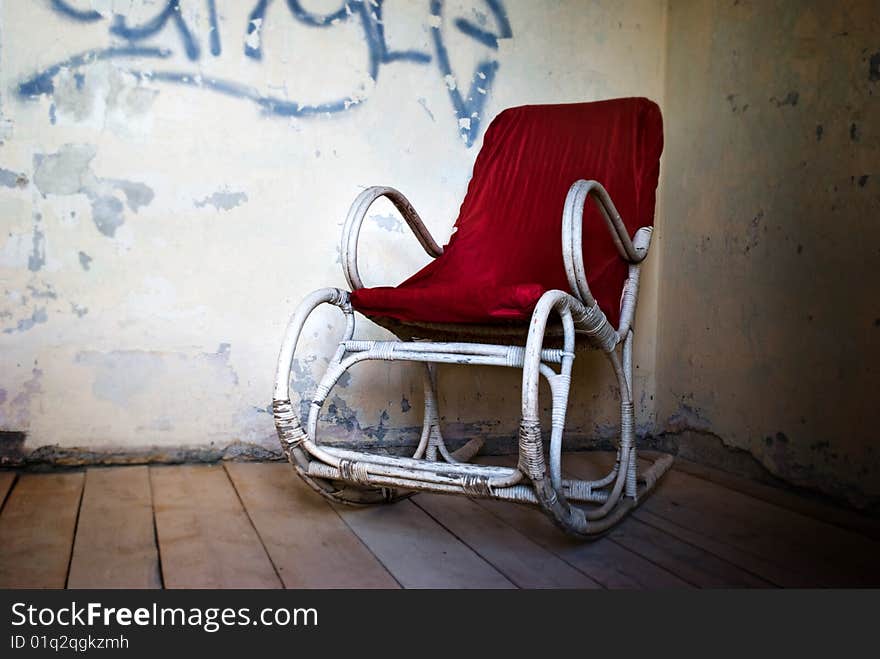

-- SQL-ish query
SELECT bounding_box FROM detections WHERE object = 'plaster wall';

[659,0,880,508]
[0,1,668,461]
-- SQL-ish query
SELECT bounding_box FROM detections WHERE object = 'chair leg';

[273,288,670,531]
[417,363,484,463]
[273,288,408,506]
[517,290,672,538]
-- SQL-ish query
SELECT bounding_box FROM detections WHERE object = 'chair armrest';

[341,186,444,291]
[561,179,653,308]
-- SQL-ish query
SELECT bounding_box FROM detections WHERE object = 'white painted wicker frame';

[273,181,672,537]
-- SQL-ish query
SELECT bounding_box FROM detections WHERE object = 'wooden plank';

[414,493,600,589]
[638,468,880,586]
[334,499,515,589]
[67,467,161,589]
[647,451,880,542]
[480,498,690,588]
[563,452,771,587]
[607,517,771,587]
[474,453,691,588]
[567,450,880,587]
[0,472,15,509]
[473,496,690,588]
[150,465,281,589]
[225,462,399,588]
[634,509,815,587]
[563,451,811,585]
[0,472,84,588]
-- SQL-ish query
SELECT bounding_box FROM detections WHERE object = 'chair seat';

[349,98,664,330]
[351,281,545,324]
[354,313,585,348]
[351,253,625,337]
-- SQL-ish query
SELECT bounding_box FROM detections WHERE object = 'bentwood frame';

[272,181,672,537]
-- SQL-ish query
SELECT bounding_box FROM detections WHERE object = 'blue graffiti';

[451,0,511,49]
[430,0,510,146]
[18,1,511,146]
[244,0,270,60]
[207,0,221,56]
[244,1,430,73]
[50,0,102,23]
[18,46,173,97]
[110,0,201,60]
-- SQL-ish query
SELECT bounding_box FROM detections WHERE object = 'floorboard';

[0,472,16,510]
[474,496,690,588]
[0,450,875,589]
[334,499,515,589]
[644,451,880,542]
[486,452,700,588]
[565,450,880,587]
[0,473,84,589]
[226,462,399,588]
[639,468,880,587]
[150,465,281,589]
[633,509,813,587]
[414,492,601,588]
[67,467,161,589]
[560,451,811,585]
[563,452,772,587]
[607,517,771,587]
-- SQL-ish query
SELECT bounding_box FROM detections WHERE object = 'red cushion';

[351,98,663,328]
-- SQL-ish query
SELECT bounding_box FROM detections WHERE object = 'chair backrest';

[445,98,663,326]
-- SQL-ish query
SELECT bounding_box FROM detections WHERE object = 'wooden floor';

[1,451,878,589]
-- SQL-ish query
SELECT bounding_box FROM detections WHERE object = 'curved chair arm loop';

[341,186,444,291]
[561,179,654,309]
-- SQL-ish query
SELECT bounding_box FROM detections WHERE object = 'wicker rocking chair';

[273,98,673,537]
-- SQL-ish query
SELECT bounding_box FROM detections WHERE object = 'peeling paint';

[33,144,154,237]
[0,369,43,430]
[33,144,96,195]
[44,62,158,128]
[107,179,155,212]
[28,214,46,271]
[90,195,126,236]
[371,213,404,233]
[79,351,169,406]
[76,347,239,408]
[337,369,352,388]
[2,307,48,334]
[78,251,92,270]
[194,189,248,211]
[27,283,57,299]
[326,395,361,434]
[0,167,28,188]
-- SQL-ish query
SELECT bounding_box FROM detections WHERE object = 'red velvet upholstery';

[350,98,663,328]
